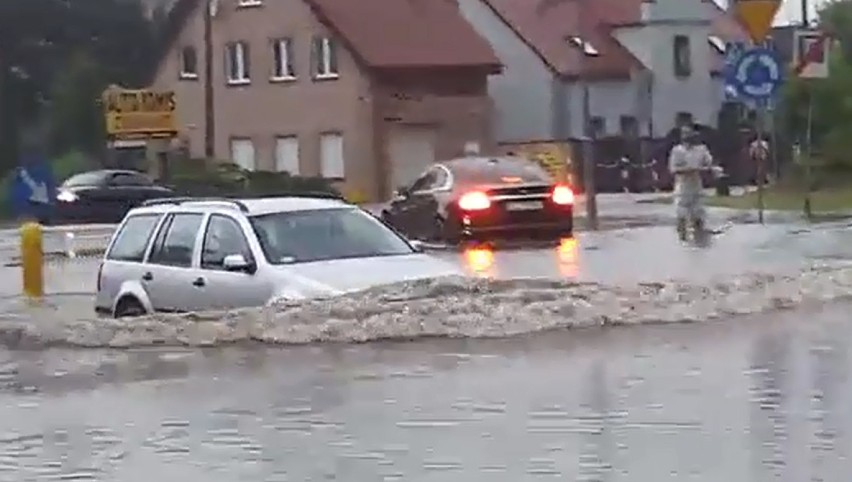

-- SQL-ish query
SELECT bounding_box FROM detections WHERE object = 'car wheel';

[113,296,146,318]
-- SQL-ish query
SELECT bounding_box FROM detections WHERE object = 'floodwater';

[0,222,852,479]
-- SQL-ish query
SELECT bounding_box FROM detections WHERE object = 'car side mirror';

[223,254,255,273]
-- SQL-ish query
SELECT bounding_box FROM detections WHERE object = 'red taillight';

[551,185,574,205]
[96,263,104,291]
[458,191,491,211]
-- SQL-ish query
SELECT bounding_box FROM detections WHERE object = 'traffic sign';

[733,0,781,43]
[731,47,783,101]
[794,29,830,78]
[102,85,178,140]
[8,154,55,220]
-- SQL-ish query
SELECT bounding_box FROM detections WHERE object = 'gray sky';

[714,0,830,25]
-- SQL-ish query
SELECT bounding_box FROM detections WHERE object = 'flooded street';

[1,304,851,481]
[1,219,852,480]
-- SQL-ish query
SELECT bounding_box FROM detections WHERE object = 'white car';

[95,194,461,317]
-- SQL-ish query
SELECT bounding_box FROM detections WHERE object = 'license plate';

[506,201,543,211]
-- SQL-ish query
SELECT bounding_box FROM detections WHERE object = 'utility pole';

[203,0,215,159]
[579,0,598,230]
[801,0,808,25]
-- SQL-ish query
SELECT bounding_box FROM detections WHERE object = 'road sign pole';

[803,90,814,219]
[755,105,765,224]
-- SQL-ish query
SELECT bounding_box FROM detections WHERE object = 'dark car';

[381,156,574,243]
[54,170,175,224]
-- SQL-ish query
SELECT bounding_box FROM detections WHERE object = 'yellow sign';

[102,87,177,139]
[500,141,573,185]
[733,0,781,43]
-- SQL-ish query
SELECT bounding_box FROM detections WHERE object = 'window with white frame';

[312,36,339,78]
[226,41,250,84]
[230,138,256,171]
[319,133,344,179]
[271,38,295,80]
[275,136,300,174]
[179,46,198,79]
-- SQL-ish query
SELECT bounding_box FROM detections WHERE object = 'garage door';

[387,125,437,191]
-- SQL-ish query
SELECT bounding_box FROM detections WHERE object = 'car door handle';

[142,272,153,281]
[192,277,206,287]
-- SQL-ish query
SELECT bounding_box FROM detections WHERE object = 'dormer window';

[568,36,599,56]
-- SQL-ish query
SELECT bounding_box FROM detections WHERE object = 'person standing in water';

[668,125,715,241]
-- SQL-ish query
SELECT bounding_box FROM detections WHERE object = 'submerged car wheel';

[114,296,146,318]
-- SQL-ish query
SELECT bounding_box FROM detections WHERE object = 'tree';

[0,0,162,169]
[782,0,852,169]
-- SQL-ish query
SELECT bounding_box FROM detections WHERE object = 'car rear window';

[106,214,162,262]
[451,158,552,185]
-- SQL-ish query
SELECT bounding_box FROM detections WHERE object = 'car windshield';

[62,172,106,187]
[452,158,551,185]
[249,207,415,264]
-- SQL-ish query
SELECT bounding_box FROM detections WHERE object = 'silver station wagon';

[95,194,461,318]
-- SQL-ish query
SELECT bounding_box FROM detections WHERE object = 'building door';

[387,125,437,193]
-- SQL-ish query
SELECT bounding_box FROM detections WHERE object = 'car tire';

[113,296,146,318]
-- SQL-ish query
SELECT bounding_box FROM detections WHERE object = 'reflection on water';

[463,247,496,277]
[557,237,579,277]
[2,306,852,480]
[461,238,579,278]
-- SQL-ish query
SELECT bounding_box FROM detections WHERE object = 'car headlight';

[56,190,78,203]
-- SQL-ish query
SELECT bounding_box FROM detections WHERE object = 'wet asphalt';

[1,199,852,480]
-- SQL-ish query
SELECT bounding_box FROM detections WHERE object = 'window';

[312,36,339,78]
[62,172,109,187]
[106,214,162,262]
[271,38,295,80]
[673,35,691,77]
[249,208,414,264]
[109,172,154,186]
[237,0,263,6]
[409,169,439,192]
[319,132,344,179]
[201,215,252,270]
[619,115,639,138]
[275,136,300,174]
[149,213,204,267]
[226,41,250,84]
[180,46,198,79]
[230,138,256,171]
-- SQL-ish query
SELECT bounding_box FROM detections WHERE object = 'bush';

[168,159,340,197]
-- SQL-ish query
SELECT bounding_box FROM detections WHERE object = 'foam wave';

[1,265,851,349]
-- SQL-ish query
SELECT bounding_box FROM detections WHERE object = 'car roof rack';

[140,197,250,212]
[235,191,345,201]
[140,191,346,212]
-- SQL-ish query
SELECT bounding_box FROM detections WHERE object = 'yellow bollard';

[20,222,44,301]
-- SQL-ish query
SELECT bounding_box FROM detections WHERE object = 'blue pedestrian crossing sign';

[730,47,783,102]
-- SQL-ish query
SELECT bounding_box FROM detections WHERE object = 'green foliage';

[0,0,164,172]
[48,52,109,155]
[782,0,852,169]
[168,160,340,197]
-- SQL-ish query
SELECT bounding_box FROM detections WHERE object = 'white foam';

[1,263,851,349]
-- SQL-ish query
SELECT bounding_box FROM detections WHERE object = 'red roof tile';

[305,0,501,70]
[481,0,747,79]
